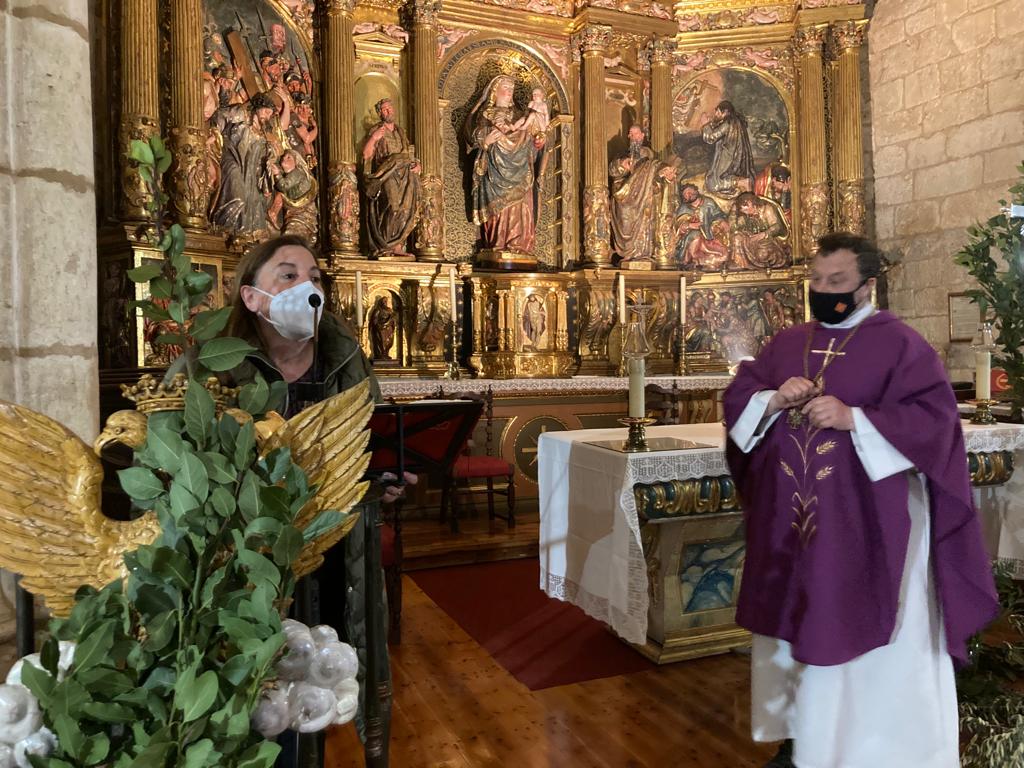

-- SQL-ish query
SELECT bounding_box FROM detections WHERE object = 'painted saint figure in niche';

[755,163,792,224]
[362,98,421,258]
[466,75,546,255]
[266,149,317,240]
[729,192,789,270]
[675,183,729,269]
[369,295,398,360]
[609,124,678,265]
[522,293,546,350]
[701,100,755,197]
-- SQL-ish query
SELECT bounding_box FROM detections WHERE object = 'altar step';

[401,510,539,571]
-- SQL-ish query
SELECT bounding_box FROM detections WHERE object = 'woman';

[221,234,380,412]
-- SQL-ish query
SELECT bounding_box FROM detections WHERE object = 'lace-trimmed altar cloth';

[538,421,1024,645]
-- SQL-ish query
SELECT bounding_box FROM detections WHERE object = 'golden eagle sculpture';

[0,377,373,616]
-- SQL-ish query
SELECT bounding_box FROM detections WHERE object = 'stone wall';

[0,1,99,674]
[868,0,1024,381]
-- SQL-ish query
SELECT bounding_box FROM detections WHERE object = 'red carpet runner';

[411,558,655,690]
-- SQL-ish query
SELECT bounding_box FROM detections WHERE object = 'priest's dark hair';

[817,232,884,281]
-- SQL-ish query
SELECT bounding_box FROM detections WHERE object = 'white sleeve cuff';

[729,390,782,453]
[850,407,915,481]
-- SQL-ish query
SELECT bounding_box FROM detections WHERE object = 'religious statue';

[609,125,677,266]
[369,294,398,361]
[362,98,421,258]
[209,91,280,233]
[522,293,546,350]
[700,100,755,197]
[266,149,318,241]
[465,75,546,262]
[730,192,790,269]
[675,183,729,269]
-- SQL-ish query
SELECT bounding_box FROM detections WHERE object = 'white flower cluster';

[251,621,359,738]
[0,642,74,768]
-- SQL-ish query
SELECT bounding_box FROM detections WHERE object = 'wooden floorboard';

[326,575,775,768]
[401,511,540,571]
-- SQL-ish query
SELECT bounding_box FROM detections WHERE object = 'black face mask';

[808,282,866,324]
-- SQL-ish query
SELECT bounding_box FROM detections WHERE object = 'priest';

[724,232,999,768]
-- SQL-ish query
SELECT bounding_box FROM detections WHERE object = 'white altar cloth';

[538,421,1024,644]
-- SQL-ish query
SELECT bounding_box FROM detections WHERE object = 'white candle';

[628,357,645,417]
[449,266,457,322]
[679,276,686,326]
[354,271,363,328]
[617,274,626,325]
[976,349,992,400]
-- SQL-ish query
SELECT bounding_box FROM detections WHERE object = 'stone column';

[579,24,612,268]
[119,0,160,220]
[831,19,869,235]
[324,0,361,260]
[796,24,830,256]
[410,0,445,261]
[650,37,675,162]
[168,0,207,229]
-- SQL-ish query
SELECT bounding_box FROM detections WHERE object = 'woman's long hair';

[223,234,317,342]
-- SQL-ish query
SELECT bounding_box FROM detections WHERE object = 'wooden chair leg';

[507,473,516,528]
[449,477,460,533]
[486,477,495,521]
[439,480,448,526]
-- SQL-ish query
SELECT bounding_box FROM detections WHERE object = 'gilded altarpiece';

[95,0,867,390]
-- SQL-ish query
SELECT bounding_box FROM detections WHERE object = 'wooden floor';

[402,509,540,571]
[326,575,774,768]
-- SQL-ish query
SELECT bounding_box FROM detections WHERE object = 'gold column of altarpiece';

[830,19,869,235]
[580,24,613,268]
[325,0,361,260]
[796,23,829,256]
[168,0,208,230]
[118,0,160,221]
[410,0,445,261]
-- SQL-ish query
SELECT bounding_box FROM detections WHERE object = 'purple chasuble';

[724,311,998,666]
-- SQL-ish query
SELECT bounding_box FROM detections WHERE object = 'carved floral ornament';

[577,24,612,54]
[830,19,868,52]
[795,24,828,56]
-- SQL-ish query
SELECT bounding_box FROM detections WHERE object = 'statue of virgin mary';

[465,75,545,266]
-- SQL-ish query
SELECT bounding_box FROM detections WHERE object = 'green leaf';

[75,667,135,698]
[137,302,171,322]
[143,610,178,652]
[257,485,293,523]
[83,733,111,765]
[180,669,219,722]
[40,636,59,676]
[184,269,213,296]
[236,550,280,589]
[20,660,55,707]
[168,300,188,326]
[155,332,187,346]
[177,452,210,503]
[265,447,292,484]
[149,134,167,159]
[239,374,270,415]
[118,467,164,501]
[52,713,86,762]
[197,337,255,372]
[237,472,263,523]
[302,510,345,543]
[145,425,185,474]
[234,426,257,477]
[267,379,288,413]
[244,516,282,541]
[184,381,216,447]
[127,741,173,768]
[169,481,201,522]
[189,307,232,342]
[170,223,187,256]
[219,655,254,687]
[73,621,117,673]
[217,413,240,456]
[129,139,154,166]
[272,525,304,567]
[184,739,215,768]
[209,486,236,518]
[80,701,139,724]
[199,451,236,485]
[151,547,192,590]
[127,263,163,283]
[156,149,173,176]
[236,741,281,768]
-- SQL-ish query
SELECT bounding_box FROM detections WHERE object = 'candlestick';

[975,349,992,400]
[354,271,363,328]
[448,266,457,323]
[617,274,626,325]
[679,275,686,327]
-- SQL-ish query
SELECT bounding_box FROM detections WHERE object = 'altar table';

[538,421,1024,663]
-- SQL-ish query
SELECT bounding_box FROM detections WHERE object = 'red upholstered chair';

[440,387,515,532]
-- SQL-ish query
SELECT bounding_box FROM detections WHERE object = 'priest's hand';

[801,395,854,431]
[767,376,819,415]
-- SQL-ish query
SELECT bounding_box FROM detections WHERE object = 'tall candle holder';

[444,319,460,380]
[971,321,996,424]
[619,305,653,451]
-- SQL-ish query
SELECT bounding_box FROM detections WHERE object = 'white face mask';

[252,281,324,341]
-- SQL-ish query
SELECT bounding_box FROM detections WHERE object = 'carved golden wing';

[262,380,374,578]
[0,402,160,616]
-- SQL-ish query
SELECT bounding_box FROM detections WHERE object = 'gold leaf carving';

[815,466,834,481]
[780,460,795,478]
[816,440,836,455]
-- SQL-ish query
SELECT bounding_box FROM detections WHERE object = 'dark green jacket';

[167,312,381,412]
